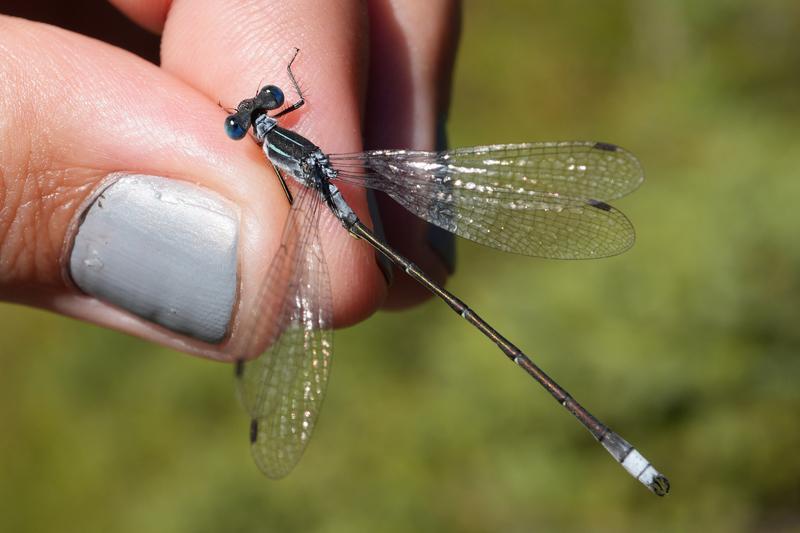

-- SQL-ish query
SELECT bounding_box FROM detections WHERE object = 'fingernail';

[69,174,239,344]
[428,114,456,273]
[366,189,393,286]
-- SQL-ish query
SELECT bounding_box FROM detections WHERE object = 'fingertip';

[160,0,384,333]
[0,17,286,361]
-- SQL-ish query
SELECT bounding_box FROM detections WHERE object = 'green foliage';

[2,1,799,531]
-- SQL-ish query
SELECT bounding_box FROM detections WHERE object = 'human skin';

[0,0,460,360]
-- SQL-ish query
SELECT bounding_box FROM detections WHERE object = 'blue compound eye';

[258,85,284,110]
[224,115,248,140]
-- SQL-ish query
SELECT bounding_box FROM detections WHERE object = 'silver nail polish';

[69,174,239,344]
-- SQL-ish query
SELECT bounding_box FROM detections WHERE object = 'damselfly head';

[225,85,285,140]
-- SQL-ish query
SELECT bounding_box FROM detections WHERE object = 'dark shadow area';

[3,0,160,63]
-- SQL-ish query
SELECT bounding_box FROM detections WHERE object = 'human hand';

[0,0,460,359]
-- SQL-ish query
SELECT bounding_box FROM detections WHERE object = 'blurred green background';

[2,1,800,532]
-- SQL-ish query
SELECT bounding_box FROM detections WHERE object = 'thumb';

[0,16,299,360]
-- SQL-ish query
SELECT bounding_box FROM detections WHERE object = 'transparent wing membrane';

[331,142,642,258]
[236,187,332,478]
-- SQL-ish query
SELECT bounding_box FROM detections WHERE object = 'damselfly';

[225,50,669,496]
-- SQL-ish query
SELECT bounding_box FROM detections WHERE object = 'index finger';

[158,1,387,354]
